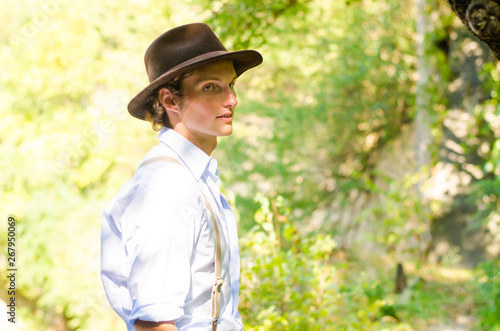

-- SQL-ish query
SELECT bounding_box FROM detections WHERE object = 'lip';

[217,112,233,122]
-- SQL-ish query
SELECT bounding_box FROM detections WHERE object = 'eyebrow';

[198,75,238,83]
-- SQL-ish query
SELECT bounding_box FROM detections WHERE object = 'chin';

[219,127,233,136]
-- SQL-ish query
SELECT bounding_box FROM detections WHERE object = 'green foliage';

[212,0,418,223]
[239,194,339,330]
[474,261,500,330]
[0,1,185,329]
[467,63,500,229]
[359,171,432,261]
[239,195,403,330]
[200,0,311,49]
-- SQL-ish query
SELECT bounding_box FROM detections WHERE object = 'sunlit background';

[1,0,499,330]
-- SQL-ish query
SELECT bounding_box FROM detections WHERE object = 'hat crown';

[144,23,227,83]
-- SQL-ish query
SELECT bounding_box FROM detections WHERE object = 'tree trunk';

[446,0,500,60]
[415,0,433,174]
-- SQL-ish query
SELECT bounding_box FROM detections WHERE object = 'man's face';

[175,60,238,145]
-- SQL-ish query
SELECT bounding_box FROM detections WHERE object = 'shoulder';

[119,158,204,230]
[136,157,201,199]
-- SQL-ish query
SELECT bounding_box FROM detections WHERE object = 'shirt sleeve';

[121,169,203,326]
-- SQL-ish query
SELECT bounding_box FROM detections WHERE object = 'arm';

[125,175,198,327]
[134,320,177,331]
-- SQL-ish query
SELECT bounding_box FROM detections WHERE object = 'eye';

[229,81,236,89]
[203,84,214,91]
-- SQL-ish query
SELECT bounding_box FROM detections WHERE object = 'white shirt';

[100,128,243,331]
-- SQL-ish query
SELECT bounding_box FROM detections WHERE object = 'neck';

[173,126,217,156]
[194,137,217,156]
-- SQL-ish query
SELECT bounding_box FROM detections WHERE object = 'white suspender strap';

[138,156,223,330]
[203,195,223,331]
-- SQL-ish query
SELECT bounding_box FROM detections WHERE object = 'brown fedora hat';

[127,23,263,120]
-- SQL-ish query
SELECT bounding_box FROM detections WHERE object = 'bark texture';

[447,0,500,60]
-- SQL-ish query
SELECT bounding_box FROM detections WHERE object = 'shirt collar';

[158,127,214,181]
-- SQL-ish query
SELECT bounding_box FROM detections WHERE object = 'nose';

[224,87,238,109]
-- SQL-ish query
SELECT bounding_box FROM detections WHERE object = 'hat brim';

[127,49,263,120]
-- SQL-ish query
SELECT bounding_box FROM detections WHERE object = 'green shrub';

[474,261,500,330]
[238,194,398,330]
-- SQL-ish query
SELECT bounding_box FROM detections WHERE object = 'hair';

[144,70,194,131]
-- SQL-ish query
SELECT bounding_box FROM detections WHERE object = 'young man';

[100,23,262,331]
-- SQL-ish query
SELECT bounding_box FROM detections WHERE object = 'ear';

[159,88,180,113]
